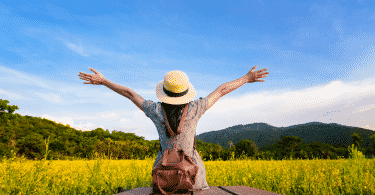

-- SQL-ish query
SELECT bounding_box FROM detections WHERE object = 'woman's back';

[143,97,211,192]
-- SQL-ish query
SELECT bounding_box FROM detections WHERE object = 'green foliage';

[15,133,44,160]
[234,139,258,158]
[0,99,19,115]
[347,144,366,160]
[49,139,68,152]
[351,132,365,150]
[1,98,375,163]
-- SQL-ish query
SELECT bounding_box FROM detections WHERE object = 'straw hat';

[156,70,196,105]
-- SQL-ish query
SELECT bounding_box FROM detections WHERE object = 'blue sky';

[1,0,374,141]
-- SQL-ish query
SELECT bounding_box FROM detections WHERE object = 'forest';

[1,98,375,162]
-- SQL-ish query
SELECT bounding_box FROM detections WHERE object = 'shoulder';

[190,97,207,107]
[187,97,208,115]
[142,100,161,118]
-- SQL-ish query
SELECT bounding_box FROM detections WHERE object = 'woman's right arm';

[221,65,269,96]
[206,65,269,110]
[219,75,250,97]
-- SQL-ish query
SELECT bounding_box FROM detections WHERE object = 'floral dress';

[142,97,211,191]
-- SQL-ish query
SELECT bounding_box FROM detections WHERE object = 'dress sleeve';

[195,97,208,119]
[142,100,156,118]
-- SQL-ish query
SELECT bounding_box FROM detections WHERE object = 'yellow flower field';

[0,153,374,195]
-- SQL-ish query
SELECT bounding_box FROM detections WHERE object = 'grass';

[0,143,374,195]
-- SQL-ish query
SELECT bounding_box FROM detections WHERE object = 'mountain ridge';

[196,121,375,151]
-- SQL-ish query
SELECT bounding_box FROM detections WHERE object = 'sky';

[1,0,374,141]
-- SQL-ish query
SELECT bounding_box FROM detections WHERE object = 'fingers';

[79,69,97,85]
[249,65,268,82]
[89,67,97,74]
[79,67,97,76]
[259,69,268,74]
[78,73,90,79]
[80,77,90,82]
[78,72,90,78]
[251,66,268,72]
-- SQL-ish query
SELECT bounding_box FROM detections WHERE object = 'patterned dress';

[142,97,210,191]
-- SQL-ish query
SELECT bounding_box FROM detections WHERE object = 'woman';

[78,66,269,193]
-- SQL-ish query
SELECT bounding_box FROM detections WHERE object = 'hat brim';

[156,81,196,105]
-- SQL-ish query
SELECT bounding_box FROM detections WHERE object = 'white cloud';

[206,80,348,114]
[201,77,375,132]
[64,40,88,57]
[40,114,74,127]
[0,88,29,101]
[34,92,63,104]
[351,104,375,115]
[119,118,131,123]
[39,114,104,132]
[74,122,97,131]
[56,36,117,58]
[0,65,53,90]
[100,112,117,119]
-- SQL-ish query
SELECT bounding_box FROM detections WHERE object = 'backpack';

[151,103,199,195]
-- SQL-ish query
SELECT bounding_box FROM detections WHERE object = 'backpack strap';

[159,103,196,152]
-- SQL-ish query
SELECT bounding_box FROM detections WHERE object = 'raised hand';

[246,65,269,83]
[78,67,106,85]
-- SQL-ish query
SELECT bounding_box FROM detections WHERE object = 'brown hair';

[161,102,188,138]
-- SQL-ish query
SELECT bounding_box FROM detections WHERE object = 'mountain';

[196,122,375,151]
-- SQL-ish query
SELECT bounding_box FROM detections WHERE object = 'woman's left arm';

[79,68,145,111]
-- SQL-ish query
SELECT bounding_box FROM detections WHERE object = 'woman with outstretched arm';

[78,65,269,194]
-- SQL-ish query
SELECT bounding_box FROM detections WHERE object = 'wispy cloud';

[0,66,54,90]
[208,78,375,115]
[34,92,63,104]
[59,38,89,57]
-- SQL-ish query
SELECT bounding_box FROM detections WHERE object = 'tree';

[16,133,46,160]
[89,128,111,141]
[351,132,364,150]
[367,134,375,157]
[209,143,223,160]
[272,136,303,159]
[234,139,259,159]
[0,99,20,121]
[49,139,68,153]
[300,141,338,160]
[75,137,100,159]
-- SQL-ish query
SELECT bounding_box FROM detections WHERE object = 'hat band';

[163,86,189,97]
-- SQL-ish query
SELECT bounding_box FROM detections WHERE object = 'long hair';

[161,102,188,138]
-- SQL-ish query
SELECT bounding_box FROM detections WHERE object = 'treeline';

[197,134,375,162]
[1,99,374,162]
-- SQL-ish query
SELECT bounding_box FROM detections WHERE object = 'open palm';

[78,67,106,85]
[246,65,269,83]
